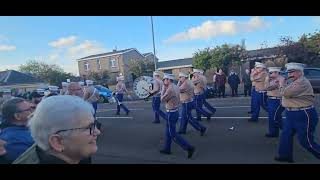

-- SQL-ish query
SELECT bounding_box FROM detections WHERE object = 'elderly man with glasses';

[13,95,101,164]
[0,98,34,163]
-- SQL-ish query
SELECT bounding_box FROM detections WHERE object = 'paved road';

[92,96,320,164]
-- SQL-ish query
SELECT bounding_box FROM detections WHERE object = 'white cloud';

[67,40,107,59]
[164,16,271,43]
[0,45,16,51]
[0,64,20,71]
[48,36,77,48]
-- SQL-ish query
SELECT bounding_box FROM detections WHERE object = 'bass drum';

[133,76,153,99]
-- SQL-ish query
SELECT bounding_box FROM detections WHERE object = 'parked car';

[94,85,113,103]
[304,68,320,92]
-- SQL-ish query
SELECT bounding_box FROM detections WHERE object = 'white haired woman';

[13,95,101,164]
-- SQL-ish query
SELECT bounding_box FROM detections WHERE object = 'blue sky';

[0,16,319,75]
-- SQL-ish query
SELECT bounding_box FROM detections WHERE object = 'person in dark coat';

[215,69,227,98]
[242,69,252,97]
[228,71,240,97]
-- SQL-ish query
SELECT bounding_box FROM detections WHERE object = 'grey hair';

[28,95,94,151]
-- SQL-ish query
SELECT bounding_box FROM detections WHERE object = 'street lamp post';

[151,16,157,70]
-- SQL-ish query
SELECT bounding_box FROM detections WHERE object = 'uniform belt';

[268,96,282,100]
[166,108,179,112]
[286,106,314,111]
[257,90,267,93]
[195,92,204,96]
[181,99,193,104]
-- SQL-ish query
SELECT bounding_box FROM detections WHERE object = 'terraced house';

[77,48,158,85]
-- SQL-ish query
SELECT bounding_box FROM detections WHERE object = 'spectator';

[66,82,84,98]
[215,69,227,98]
[228,70,240,97]
[242,69,252,97]
[0,98,34,163]
[84,80,99,117]
[29,91,43,110]
[13,95,101,164]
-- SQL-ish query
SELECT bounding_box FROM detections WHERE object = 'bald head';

[67,82,84,98]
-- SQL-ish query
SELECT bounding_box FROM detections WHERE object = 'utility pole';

[151,16,157,70]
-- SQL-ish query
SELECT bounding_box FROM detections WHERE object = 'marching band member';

[275,62,320,163]
[160,73,195,158]
[264,67,285,138]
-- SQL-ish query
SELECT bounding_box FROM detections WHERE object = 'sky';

[0,16,319,75]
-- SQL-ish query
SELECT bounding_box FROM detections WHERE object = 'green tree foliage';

[19,60,77,87]
[128,59,155,79]
[192,44,246,74]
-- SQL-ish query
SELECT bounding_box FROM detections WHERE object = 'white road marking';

[215,106,250,108]
[97,108,144,112]
[96,117,133,119]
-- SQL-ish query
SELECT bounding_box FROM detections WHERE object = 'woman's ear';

[48,134,65,153]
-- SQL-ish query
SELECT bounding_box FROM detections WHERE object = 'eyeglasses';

[16,108,33,113]
[55,120,98,135]
[70,88,82,91]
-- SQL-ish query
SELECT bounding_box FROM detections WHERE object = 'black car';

[304,68,320,92]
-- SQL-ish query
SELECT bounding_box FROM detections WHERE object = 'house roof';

[143,53,153,57]
[157,58,193,70]
[0,70,44,86]
[247,47,280,59]
[78,48,135,61]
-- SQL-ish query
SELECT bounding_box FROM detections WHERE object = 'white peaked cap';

[268,67,282,73]
[285,62,305,72]
[255,62,266,68]
[163,73,175,80]
[117,75,124,81]
[179,72,188,78]
[192,69,202,74]
[62,82,69,87]
[86,80,93,85]
[153,71,161,76]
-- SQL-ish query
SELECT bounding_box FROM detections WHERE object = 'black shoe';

[207,115,211,121]
[187,147,195,159]
[178,131,186,134]
[248,111,252,114]
[265,133,279,138]
[248,118,258,122]
[200,128,206,136]
[274,156,294,163]
[152,121,160,124]
[126,111,130,115]
[160,150,171,155]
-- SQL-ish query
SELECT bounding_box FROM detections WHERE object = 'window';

[110,59,116,68]
[163,69,172,74]
[97,59,101,70]
[84,62,89,71]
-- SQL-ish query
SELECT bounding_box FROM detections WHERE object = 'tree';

[277,32,320,67]
[192,44,246,74]
[19,60,77,87]
[128,59,154,79]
